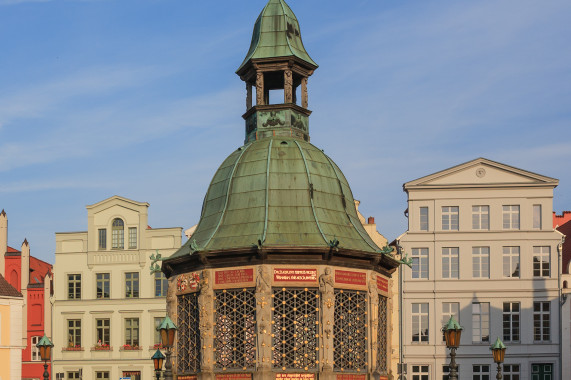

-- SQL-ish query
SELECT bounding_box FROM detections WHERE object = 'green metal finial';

[399,253,413,268]
[37,334,54,348]
[150,250,164,274]
[379,245,395,255]
[443,316,463,332]
[490,337,506,350]
[157,316,178,331]
[189,238,200,253]
[152,348,166,360]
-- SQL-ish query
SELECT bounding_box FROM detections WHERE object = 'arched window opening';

[564,280,568,289]
[10,269,18,289]
[112,218,124,249]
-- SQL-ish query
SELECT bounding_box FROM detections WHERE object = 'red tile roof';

[6,246,20,253]
[0,273,22,298]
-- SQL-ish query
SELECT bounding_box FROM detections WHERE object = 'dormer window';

[112,218,125,249]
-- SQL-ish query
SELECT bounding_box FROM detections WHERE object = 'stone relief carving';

[256,72,264,106]
[284,69,293,103]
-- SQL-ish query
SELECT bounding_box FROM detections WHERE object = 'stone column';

[301,77,308,108]
[167,276,179,378]
[256,72,265,106]
[247,83,253,110]
[319,267,335,380]
[284,70,293,104]
[255,266,272,380]
[198,270,215,380]
[369,277,381,380]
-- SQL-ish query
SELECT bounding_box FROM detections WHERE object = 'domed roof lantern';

[237,0,318,144]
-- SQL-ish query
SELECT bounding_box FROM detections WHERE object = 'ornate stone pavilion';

[161,1,401,380]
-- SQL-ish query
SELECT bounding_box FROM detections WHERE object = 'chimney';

[367,217,375,225]
[0,210,6,277]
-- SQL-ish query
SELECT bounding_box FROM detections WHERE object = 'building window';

[67,372,80,380]
[503,302,520,343]
[472,302,489,343]
[503,364,520,380]
[412,303,429,343]
[154,317,164,345]
[333,289,368,372]
[533,301,550,341]
[377,296,388,373]
[124,318,139,348]
[411,365,429,380]
[122,372,141,380]
[96,273,110,299]
[214,288,257,371]
[502,205,520,229]
[67,319,81,348]
[473,365,490,380]
[112,218,124,249]
[533,205,542,229]
[31,336,41,361]
[472,247,490,278]
[502,247,520,278]
[533,246,550,277]
[411,248,429,279]
[177,292,201,373]
[442,206,459,230]
[441,303,459,342]
[128,227,137,249]
[441,247,459,279]
[125,272,139,298]
[95,372,110,380]
[67,274,81,299]
[155,272,168,297]
[420,207,429,231]
[96,318,110,346]
[472,205,489,230]
[442,365,460,380]
[98,228,106,250]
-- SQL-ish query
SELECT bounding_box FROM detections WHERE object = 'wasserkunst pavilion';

[162,1,401,380]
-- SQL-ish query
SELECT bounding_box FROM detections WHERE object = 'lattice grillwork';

[177,292,201,374]
[272,288,320,371]
[214,288,257,370]
[377,296,388,373]
[333,289,368,372]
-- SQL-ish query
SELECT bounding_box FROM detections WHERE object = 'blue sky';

[1,0,570,263]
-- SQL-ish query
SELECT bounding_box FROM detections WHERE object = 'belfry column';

[301,77,308,108]
[255,266,272,380]
[198,270,215,380]
[319,267,335,380]
[247,83,253,110]
[256,73,265,106]
[284,69,293,103]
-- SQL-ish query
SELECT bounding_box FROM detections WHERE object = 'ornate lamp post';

[36,334,54,380]
[152,348,166,380]
[157,316,177,380]
[443,316,462,380]
[490,337,506,380]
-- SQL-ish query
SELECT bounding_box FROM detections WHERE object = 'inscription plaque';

[376,276,389,292]
[215,268,254,285]
[274,268,317,282]
[335,270,366,286]
[216,374,252,380]
[275,374,315,380]
[178,376,198,380]
[336,375,366,380]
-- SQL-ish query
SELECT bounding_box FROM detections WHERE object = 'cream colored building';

[397,158,563,380]
[52,196,182,380]
[0,274,24,380]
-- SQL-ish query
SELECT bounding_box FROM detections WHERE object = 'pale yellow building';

[397,158,563,380]
[0,273,24,380]
[52,196,182,380]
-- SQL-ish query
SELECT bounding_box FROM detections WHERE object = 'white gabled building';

[397,158,563,380]
[52,196,182,380]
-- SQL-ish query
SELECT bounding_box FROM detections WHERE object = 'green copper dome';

[237,0,318,72]
[168,137,382,259]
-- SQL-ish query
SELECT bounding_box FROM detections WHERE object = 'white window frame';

[502,302,520,343]
[411,248,429,279]
[503,364,520,380]
[472,364,491,380]
[533,301,550,342]
[472,247,490,278]
[411,365,430,380]
[441,302,459,342]
[533,246,550,278]
[411,303,429,343]
[441,247,459,279]
[502,205,520,229]
[419,207,429,231]
[31,335,41,361]
[128,227,137,249]
[442,206,459,231]
[472,302,490,343]
[472,205,489,230]
[502,247,520,278]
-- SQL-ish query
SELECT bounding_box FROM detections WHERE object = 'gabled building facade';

[1,210,53,380]
[397,158,563,380]
[52,196,182,380]
[0,273,24,380]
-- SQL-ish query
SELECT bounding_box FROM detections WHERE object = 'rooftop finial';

[0,209,5,217]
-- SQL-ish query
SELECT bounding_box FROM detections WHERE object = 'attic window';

[112,218,124,249]
[280,141,288,145]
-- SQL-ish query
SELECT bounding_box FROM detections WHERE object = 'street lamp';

[157,316,178,380]
[152,348,166,380]
[443,316,462,380]
[36,334,54,380]
[490,337,506,380]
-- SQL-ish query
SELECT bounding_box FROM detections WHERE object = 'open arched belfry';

[161,1,401,380]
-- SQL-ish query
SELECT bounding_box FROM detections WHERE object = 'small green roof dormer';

[237,0,318,73]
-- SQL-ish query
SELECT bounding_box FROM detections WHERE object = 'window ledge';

[91,346,112,351]
[120,346,142,351]
[62,347,83,351]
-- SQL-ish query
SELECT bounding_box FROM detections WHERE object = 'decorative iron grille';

[377,295,388,373]
[333,289,368,372]
[214,288,257,370]
[177,292,201,374]
[272,287,320,371]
